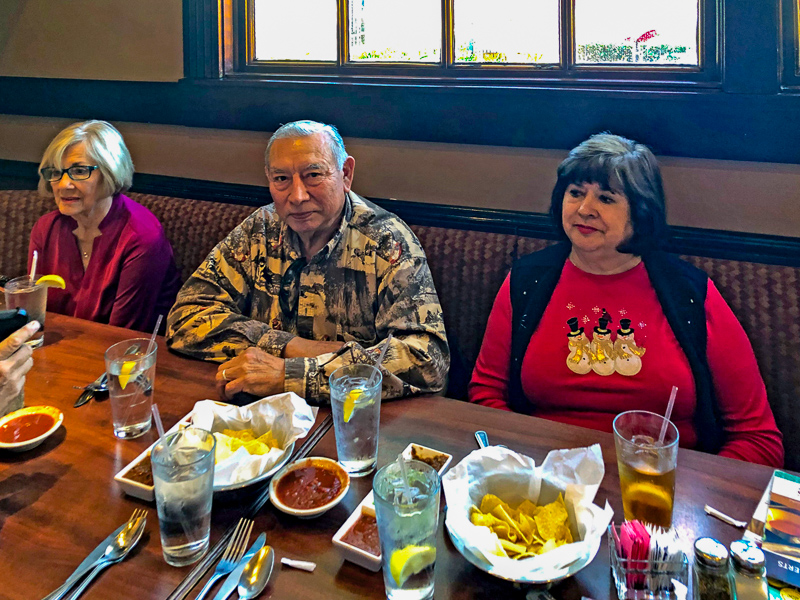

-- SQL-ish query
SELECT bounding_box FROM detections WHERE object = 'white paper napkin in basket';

[442,444,614,581]
[192,392,317,487]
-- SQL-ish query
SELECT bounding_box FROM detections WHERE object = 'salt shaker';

[729,540,767,600]
[693,537,733,600]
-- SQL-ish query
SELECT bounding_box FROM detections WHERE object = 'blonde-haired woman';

[29,120,180,332]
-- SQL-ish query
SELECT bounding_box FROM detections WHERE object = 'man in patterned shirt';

[166,120,449,403]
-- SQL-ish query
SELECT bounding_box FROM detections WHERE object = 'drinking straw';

[658,386,678,445]
[146,314,163,355]
[368,332,393,387]
[30,250,38,283]
[152,403,167,444]
[397,451,413,506]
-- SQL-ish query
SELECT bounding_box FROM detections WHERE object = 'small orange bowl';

[270,457,350,518]
[0,406,63,452]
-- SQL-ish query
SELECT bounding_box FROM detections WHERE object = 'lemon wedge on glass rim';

[35,274,66,289]
[389,545,436,587]
[342,388,363,423]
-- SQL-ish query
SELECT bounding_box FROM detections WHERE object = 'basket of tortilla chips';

[192,393,317,493]
[442,444,613,583]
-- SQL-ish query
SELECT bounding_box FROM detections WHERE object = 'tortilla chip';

[471,492,574,560]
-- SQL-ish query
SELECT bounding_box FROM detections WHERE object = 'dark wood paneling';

[1,75,800,164]
[3,158,800,267]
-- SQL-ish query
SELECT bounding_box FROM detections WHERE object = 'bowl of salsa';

[0,405,63,452]
[270,457,350,518]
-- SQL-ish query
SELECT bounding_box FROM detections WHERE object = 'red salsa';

[0,413,55,443]
[342,514,381,556]
[276,465,343,510]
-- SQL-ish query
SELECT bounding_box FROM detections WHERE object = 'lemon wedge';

[342,388,362,423]
[389,545,436,587]
[36,274,66,289]
[118,360,138,390]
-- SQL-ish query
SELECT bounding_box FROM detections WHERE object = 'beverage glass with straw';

[104,315,162,439]
[373,454,440,600]
[151,404,216,567]
[4,251,46,348]
[613,386,680,529]
[329,333,392,477]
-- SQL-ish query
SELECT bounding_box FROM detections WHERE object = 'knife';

[40,522,126,600]
[212,533,267,600]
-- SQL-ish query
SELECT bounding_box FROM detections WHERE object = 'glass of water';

[4,276,47,348]
[373,459,440,600]
[151,427,216,567]
[104,338,156,439]
[330,364,382,477]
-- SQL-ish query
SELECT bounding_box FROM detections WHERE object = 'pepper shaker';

[729,540,768,599]
[693,537,733,600]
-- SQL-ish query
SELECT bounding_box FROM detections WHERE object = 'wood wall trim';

[1,75,800,165]
[3,158,799,267]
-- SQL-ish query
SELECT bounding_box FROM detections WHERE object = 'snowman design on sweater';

[565,309,646,377]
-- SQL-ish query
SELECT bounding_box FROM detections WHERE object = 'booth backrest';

[2,189,799,468]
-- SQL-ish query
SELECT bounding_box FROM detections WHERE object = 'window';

[782,0,800,87]
[232,0,715,85]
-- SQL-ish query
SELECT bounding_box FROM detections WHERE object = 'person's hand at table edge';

[216,347,286,401]
[0,321,40,416]
[282,337,344,359]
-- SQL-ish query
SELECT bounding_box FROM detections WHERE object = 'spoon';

[237,545,275,599]
[474,430,507,449]
[67,514,147,599]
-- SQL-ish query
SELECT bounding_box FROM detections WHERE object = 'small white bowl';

[114,448,155,501]
[0,406,63,452]
[270,457,350,518]
[332,501,382,571]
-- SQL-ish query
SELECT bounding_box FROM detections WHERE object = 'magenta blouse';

[28,193,182,333]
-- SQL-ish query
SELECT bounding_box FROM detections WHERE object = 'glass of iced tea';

[613,410,679,529]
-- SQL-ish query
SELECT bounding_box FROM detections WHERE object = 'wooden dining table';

[0,313,778,600]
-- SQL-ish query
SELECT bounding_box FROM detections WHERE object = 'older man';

[167,120,449,403]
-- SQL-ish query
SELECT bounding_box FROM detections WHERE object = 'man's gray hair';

[264,120,348,170]
[38,120,134,198]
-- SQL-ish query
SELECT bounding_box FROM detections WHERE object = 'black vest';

[508,243,723,454]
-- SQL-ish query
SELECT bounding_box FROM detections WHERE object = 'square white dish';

[332,443,453,570]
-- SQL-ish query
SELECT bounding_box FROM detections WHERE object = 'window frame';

[781,0,800,89]
[218,0,721,88]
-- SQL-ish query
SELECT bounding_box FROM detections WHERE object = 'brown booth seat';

[2,189,798,469]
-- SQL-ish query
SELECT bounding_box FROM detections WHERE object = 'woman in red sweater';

[29,121,181,333]
[469,133,783,467]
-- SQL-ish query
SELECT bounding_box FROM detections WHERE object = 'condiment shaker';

[693,537,733,600]
[729,539,767,599]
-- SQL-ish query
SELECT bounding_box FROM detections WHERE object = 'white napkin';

[442,444,614,581]
[192,393,317,487]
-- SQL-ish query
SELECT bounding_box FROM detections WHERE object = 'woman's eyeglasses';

[40,165,99,182]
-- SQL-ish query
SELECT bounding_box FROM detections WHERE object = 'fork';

[194,518,254,600]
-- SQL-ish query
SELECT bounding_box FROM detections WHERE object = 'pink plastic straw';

[658,386,678,445]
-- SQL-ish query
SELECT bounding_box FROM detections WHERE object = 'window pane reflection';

[349,0,441,63]
[254,0,337,61]
[454,0,559,64]
[575,0,699,65]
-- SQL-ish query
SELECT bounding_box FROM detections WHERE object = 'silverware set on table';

[42,515,274,600]
[42,509,147,600]
[199,518,274,600]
